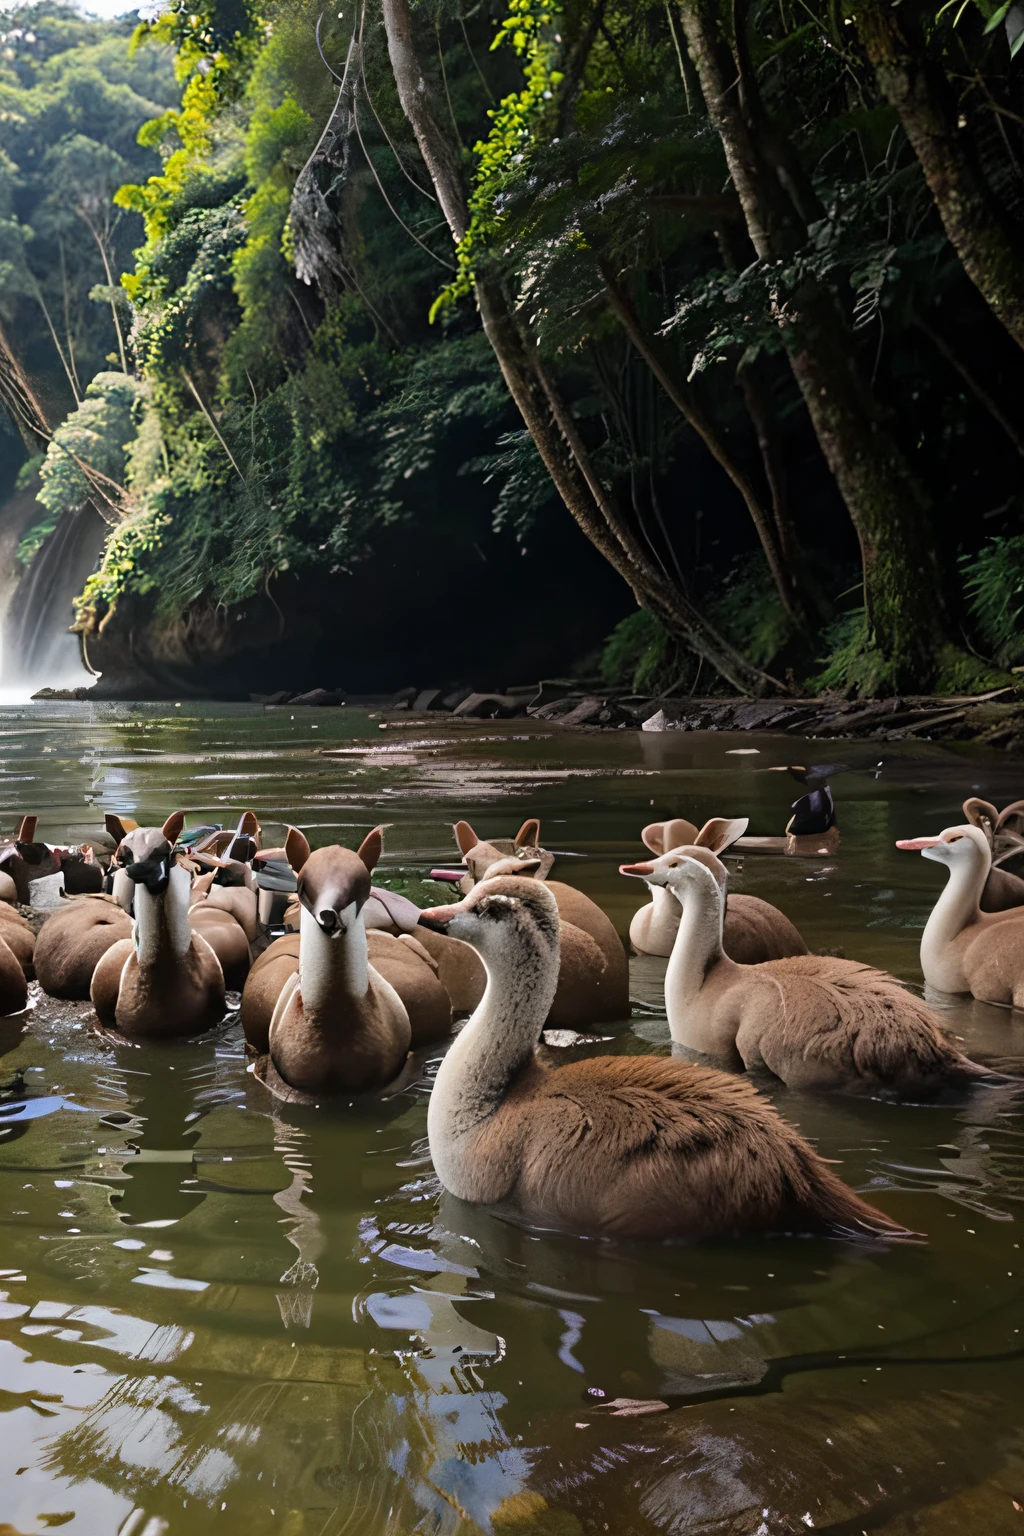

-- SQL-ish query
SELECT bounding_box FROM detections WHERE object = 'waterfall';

[0,505,107,698]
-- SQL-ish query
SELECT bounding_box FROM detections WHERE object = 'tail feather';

[786,1137,918,1241]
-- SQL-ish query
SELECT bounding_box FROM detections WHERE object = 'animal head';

[963,798,1024,868]
[896,823,991,869]
[285,825,383,937]
[420,868,557,964]
[640,816,748,858]
[620,846,728,904]
[117,811,187,897]
[452,818,555,888]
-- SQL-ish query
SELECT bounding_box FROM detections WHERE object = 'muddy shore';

[31,680,1023,749]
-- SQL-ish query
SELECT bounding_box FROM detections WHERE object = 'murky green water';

[2,703,1024,1534]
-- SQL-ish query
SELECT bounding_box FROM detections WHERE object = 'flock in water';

[0,782,1023,1245]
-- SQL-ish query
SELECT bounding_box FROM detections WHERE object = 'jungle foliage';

[2,0,1024,695]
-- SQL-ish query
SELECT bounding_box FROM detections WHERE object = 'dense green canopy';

[1,0,1023,695]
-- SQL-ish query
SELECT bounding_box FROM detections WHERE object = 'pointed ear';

[16,815,37,844]
[104,813,136,846]
[994,799,1024,833]
[357,826,383,873]
[454,820,478,856]
[640,822,666,854]
[515,818,541,848]
[162,811,185,846]
[285,827,311,872]
[237,810,260,838]
[191,870,216,895]
[694,816,749,854]
[662,817,699,851]
[963,798,998,834]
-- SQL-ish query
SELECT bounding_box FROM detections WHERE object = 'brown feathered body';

[89,818,226,1038]
[629,816,809,962]
[457,1053,904,1241]
[904,824,1024,1005]
[35,897,133,999]
[642,850,995,1096]
[0,905,34,977]
[242,927,451,1054]
[423,875,906,1242]
[449,819,630,1024]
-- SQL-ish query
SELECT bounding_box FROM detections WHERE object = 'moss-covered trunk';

[857,1,1024,353]
[679,0,947,689]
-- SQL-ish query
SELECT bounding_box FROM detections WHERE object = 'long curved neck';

[430,934,558,1140]
[298,903,368,1017]
[134,864,192,968]
[920,847,988,955]
[650,884,679,925]
[664,871,728,1011]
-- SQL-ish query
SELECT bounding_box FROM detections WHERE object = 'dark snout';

[125,853,170,896]
[299,873,367,936]
[418,897,467,936]
[417,914,450,934]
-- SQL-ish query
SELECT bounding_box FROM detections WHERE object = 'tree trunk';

[600,264,807,624]
[380,0,784,695]
[856,0,1024,352]
[679,0,947,688]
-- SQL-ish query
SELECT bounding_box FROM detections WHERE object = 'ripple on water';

[0,705,1023,1531]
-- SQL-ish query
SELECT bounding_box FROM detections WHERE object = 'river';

[1,701,1023,1534]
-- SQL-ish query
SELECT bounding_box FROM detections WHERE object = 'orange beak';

[895,838,942,850]
[620,861,655,877]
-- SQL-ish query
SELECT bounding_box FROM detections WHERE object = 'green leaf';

[983,1,1012,34]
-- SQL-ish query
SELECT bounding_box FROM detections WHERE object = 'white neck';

[650,884,679,925]
[428,929,558,1191]
[134,863,193,967]
[920,844,989,976]
[298,902,368,1016]
[664,866,727,1017]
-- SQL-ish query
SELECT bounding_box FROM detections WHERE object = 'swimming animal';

[34,895,134,1000]
[419,874,907,1240]
[620,848,996,1095]
[0,904,31,1014]
[188,814,262,940]
[0,904,35,979]
[430,818,629,1025]
[241,828,449,1092]
[90,813,227,1037]
[897,823,1024,1005]
[734,765,842,855]
[628,816,808,961]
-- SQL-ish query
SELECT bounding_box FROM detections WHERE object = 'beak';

[418,897,467,935]
[895,838,942,850]
[620,861,655,878]
[428,868,467,883]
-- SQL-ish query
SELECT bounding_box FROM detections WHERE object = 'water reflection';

[1,705,1023,1531]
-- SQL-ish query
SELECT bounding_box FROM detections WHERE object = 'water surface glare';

[1,702,1024,1534]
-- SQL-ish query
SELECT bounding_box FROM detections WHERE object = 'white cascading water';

[0,505,106,700]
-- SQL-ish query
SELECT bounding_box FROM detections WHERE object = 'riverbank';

[31,680,1024,749]
[371,685,1024,751]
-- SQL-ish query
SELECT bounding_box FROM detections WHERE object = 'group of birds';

[0,782,1022,1248]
